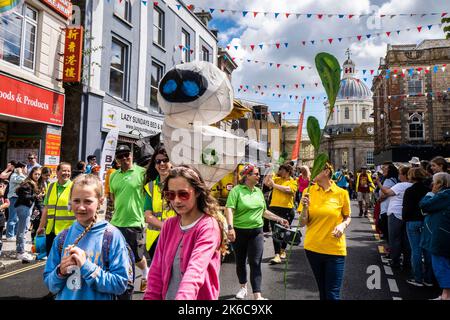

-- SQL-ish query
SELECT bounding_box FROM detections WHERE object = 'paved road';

[0,201,441,300]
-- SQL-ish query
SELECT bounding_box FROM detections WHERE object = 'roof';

[337,78,372,100]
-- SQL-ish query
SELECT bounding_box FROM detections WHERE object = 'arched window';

[344,107,350,119]
[362,108,366,119]
[409,113,424,140]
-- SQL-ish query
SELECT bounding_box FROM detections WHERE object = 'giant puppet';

[157,61,246,187]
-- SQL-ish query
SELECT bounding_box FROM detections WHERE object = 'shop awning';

[222,100,252,121]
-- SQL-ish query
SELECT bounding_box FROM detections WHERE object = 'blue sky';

[190,0,449,128]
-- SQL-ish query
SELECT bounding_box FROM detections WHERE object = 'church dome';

[337,78,372,100]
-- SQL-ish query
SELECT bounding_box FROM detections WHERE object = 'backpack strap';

[57,228,70,256]
[101,225,114,271]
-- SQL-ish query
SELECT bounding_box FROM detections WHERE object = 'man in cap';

[109,145,148,294]
[408,157,421,168]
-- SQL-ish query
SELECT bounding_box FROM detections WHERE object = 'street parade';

[0,0,450,311]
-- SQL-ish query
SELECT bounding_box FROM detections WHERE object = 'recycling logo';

[201,148,219,166]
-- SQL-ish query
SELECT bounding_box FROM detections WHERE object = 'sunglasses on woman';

[155,158,170,165]
[163,190,192,201]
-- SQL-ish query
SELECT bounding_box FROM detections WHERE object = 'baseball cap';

[115,145,131,155]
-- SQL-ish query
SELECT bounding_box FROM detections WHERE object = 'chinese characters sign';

[63,26,83,82]
[41,0,72,19]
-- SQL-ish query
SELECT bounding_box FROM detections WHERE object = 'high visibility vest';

[45,181,75,235]
[356,172,375,193]
[144,180,176,251]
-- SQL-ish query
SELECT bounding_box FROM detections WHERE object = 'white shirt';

[387,182,413,219]
[379,178,398,215]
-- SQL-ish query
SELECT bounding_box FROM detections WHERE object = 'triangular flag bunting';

[386,31,391,37]
[253,12,258,17]
[274,13,280,18]
[242,11,248,17]
[357,35,362,41]
[286,13,290,18]
[328,38,333,44]
[276,43,280,49]
[259,44,264,50]
[417,26,422,32]
[209,8,215,14]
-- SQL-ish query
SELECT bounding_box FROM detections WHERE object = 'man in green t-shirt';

[109,145,147,293]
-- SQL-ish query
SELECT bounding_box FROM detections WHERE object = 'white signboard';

[101,103,163,137]
[99,128,119,182]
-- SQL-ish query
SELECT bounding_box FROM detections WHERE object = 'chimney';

[194,10,213,28]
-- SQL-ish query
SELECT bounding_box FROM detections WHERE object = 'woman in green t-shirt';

[225,164,289,300]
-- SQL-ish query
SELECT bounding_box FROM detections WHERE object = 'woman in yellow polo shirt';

[298,162,351,300]
[144,147,176,259]
[263,164,298,264]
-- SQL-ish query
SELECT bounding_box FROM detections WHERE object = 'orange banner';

[63,26,83,82]
[291,99,306,162]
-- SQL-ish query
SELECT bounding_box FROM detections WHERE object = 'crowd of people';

[1,149,449,301]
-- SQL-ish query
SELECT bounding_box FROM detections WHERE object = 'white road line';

[388,278,399,293]
[381,256,389,264]
[393,297,403,300]
[384,265,393,275]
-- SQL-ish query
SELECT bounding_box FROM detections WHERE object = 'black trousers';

[269,206,294,254]
[46,232,56,256]
[234,227,264,293]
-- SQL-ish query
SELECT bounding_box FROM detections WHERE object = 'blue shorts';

[432,255,450,288]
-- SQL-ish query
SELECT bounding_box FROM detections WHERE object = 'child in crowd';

[144,166,227,300]
[0,179,10,257]
[43,174,133,300]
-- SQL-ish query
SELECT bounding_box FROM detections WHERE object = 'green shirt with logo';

[109,165,146,228]
[226,184,266,229]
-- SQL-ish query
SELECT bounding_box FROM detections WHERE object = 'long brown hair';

[162,165,228,255]
[22,167,42,194]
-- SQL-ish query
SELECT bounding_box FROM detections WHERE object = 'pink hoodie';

[143,214,221,300]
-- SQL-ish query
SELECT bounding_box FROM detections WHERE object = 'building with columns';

[62,0,218,164]
[323,53,375,172]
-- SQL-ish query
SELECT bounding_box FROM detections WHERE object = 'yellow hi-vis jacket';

[356,172,375,193]
[45,181,75,235]
[145,180,176,251]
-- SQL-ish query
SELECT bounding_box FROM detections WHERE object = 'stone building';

[372,39,450,163]
[323,53,375,172]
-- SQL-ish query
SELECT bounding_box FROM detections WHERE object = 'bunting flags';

[225,23,439,51]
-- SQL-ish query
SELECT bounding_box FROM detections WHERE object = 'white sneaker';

[430,296,442,300]
[256,297,268,300]
[235,287,248,300]
[17,252,34,262]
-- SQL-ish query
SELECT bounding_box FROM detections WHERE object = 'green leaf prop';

[315,52,341,110]
[307,116,321,150]
[310,153,329,180]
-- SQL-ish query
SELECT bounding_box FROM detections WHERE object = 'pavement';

[0,207,106,272]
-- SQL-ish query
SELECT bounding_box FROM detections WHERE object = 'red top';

[298,176,310,193]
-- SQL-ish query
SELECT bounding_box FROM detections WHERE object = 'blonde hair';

[300,165,311,179]
[433,172,450,189]
[69,174,103,246]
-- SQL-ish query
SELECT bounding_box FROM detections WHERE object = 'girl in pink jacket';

[143,166,228,300]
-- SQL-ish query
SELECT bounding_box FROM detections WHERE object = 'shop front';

[101,102,163,163]
[0,73,65,173]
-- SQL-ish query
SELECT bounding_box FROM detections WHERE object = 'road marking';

[0,261,46,280]
[383,265,393,275]
[393,297,402,300]
[378,245,385,254]
[371,225,376,231]
[388,279,399,293]
[381,256,389,264]
[374,233,380,241]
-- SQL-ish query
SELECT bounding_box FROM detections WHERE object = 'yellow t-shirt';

[298,182,351,256]
[269,176,298,209]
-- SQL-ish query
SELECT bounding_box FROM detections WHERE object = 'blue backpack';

[58,224,136,299]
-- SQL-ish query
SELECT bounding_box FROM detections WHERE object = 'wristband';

[227,225,234,231]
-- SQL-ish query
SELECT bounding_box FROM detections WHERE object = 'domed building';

[323,51,375,173]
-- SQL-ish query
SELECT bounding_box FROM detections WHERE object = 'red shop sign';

[41,0,73,19]
[0,74,65,126]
